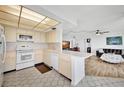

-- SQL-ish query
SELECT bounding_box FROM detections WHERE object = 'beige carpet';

[85,55,124,78]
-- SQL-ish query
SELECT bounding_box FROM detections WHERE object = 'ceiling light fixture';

[0,5,60,31]
[0,5,21,16]
[21,7,46,22]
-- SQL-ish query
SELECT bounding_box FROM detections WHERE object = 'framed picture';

[87,38,91,43]
[106,36,123,45]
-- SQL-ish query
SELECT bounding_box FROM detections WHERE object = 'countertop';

[45,49,93,58]
[62,50,93,58]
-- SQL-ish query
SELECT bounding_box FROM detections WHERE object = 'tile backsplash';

[6,42,16,51]
[6,42,61,51]
[47,43,61,51]
[33,43,48,50]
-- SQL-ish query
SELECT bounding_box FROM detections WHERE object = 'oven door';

[17,51,34,63]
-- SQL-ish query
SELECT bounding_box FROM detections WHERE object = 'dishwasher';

[50,53,59,71]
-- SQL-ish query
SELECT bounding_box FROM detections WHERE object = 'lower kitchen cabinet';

[5,26,17,42]
[34,49,44,64]
[4,51,16,72]
[43,50,51,66]
[59,53,71,79]
[50,53,59,71]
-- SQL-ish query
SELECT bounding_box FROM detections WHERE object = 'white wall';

[63,29,124,53]
[63,31,89,52]
[91,31,124,53]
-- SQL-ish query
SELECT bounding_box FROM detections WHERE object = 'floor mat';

[35,63,52,74]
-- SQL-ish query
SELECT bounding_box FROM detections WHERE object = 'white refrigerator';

[0,25,6,87]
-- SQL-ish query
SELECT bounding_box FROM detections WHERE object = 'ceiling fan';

[96,30,109,35]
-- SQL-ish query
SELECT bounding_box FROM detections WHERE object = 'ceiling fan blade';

[102,31,109,33]
[95,30,110,35]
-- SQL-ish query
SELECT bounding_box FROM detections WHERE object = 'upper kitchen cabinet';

[46,30,56,43]
[40,32,46,42]
[34,31,46,43]
[5,26,17,42]
[46,25,62,43]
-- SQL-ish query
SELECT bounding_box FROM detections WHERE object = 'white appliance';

[0,25,6,86]
[50,53,59,70]
[17,34,33,42]
[16,43,34,70]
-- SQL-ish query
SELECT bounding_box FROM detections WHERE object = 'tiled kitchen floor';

[3,67,124,87]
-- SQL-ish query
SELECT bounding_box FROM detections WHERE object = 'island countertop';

[62,50,93,58]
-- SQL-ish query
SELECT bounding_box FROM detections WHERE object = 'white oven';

[17,50,34,63]
[16,43,34,70]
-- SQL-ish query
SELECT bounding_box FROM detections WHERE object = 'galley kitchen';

[1,5,124,87]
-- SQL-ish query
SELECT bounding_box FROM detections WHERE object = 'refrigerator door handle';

[2,34,6,63]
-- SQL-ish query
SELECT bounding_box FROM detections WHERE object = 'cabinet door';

[46,31,56,43]
[50,53,58,71]
[46,32,49,42]
[34,32,41,43]
[51,31,56,42]
[59,54,71,79]
[40,32,46,42]
[43,51,51,66]
[5,27,17,42]
[34,31,46,43]
[34,49,43,64]
[4,51,16,72]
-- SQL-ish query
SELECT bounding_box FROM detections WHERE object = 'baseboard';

[4,62,51,74]
[4,69,16,74]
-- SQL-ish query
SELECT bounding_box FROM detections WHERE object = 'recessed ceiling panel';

[0,11,19,27]
[0,5,59,32]
[20,17,39,27]
[21,7,46,22]
[19,24,34,30]
[0,5,21,16]
[34,23,50,31]
[41,17,59,26]
[0,18,18,27]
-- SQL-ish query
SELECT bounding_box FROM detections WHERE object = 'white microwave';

[17,34,33,42]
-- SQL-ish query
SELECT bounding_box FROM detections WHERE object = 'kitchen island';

[62,50,93,86]
[44,49,93,86]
